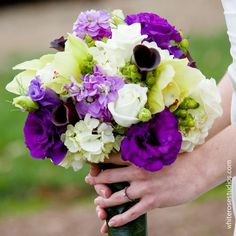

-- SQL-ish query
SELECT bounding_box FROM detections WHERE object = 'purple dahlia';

[24,109,67,165]
[73,10,112,41]
[121,108,182,172]
[125,12,183,58]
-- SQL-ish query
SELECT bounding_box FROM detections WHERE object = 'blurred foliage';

[0,32,231,216]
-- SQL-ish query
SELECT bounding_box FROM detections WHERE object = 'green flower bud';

[174,109,188,118]
[146,71,156,87]
[180,39,189,49]
[114,125,127,135]
[179,114,195,127]
[81,55,95,75]
[138,108,152,122]
[121,63,142,83]
[13,96,39,112]
[179,97,199,110]
[84,35,95,47]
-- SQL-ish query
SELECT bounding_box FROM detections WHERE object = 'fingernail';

[108,220,117,227]
[85,176,92,184]
[100,190,106,198]
[98,211,102,219]
[94,198,99,205]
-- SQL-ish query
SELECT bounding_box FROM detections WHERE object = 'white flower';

[59,152,84,172]
[89,23,147,75]
[181,79,223,152]
[108,84,148,127]
[61,115,115,164]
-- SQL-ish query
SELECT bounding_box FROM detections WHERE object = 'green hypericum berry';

[138,108,152,122]
[114,125,127,135]
[179,97,199,110]
[174,109,188,118]
[80,55,95,75]
[180,39,189,49]
[121,63,142,83]
[146,71,157,87]
[179,114,195,127]
[84,35,95,47]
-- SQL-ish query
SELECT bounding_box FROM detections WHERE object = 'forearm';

[208,74,232,139]
[198,124,236,193]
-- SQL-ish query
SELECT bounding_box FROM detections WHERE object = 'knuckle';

[128,210,138,220]
[135,168,147,180]
[146,197,156,209]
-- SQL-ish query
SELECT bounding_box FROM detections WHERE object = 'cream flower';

[108,84,148,127]
[181,79,223,152]
[61,115,115,164]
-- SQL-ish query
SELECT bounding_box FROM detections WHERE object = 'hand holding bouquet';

[6,9,222,236]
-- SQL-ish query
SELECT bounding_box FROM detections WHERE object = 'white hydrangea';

[59,152,84,172]
[60,115,115,169]
[181,78,223,152]
[89,23,147,75]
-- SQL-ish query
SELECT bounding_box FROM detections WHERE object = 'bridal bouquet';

[6,9,222,236]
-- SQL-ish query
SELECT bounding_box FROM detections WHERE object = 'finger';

[94,184,112,198]
[101,222,108,234]
[104,153,131,166]
[108,198,152,227]
[89,164,101,177]
[95,187,139,208]
[86,166,139,185]
[96,206,107,220]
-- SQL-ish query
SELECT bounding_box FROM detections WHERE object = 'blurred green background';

[0,0,233,235]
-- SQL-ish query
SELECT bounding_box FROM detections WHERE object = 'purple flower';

[24,109,67,165]
[121,108,182,172]
[125,13,182,57]
[66,66,124,120]
[73,10,112,41]
[28,76,61,109]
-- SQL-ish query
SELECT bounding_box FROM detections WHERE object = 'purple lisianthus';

[66,66,124,120]
[28,76,61,109]
[73,10,112,41]
[24,108,67,165]
[121,108,182,172]
[125,13,182,57]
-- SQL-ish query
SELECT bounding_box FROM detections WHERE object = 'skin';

[85,74,234,233]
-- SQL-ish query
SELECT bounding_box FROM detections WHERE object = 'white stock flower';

[108,84,148,127]
[89,23,147,75]
[181,78,223,152]
[61,115,115,165]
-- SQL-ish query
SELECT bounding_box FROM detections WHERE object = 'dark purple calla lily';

[50,36,67,51]
[133,45,161,72]
[52,99,80,126]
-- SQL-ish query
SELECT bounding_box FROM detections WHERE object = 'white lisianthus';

[181,78,223,152]
[108,84,148,127]
[89,23,147,75]
[61,115,115,165]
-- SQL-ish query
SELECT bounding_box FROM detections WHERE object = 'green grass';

[0,32,232,216]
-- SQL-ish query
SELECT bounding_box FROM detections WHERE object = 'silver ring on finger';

[123,186,135,202]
